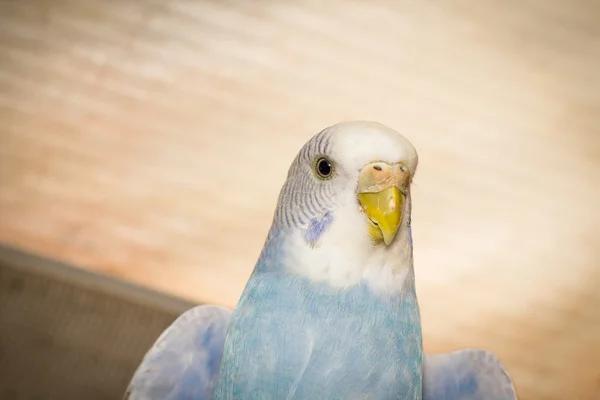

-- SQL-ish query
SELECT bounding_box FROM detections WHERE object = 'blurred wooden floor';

[1,1,599,399]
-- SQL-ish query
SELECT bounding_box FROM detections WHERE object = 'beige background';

[1,1,599,399]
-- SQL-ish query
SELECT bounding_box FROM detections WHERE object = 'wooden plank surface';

[1,1,599,399]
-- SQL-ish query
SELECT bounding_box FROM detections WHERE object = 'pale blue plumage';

[124,306,230,400]
[126,306,516,400]
[124,121,517,400]
[215,228,423,399]
[423,350,517,400]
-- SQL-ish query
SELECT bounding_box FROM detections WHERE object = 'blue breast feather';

[214,233,424,399]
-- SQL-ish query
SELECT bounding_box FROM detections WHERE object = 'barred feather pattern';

[273,127,337,231]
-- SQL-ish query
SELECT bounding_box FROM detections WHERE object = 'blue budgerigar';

[124,121,517,400]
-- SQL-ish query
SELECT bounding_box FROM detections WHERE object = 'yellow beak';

[357,162,410,246]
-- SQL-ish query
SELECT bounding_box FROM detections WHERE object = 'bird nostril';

[373,165,382,171]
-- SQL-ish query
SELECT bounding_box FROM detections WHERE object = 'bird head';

[269,121,418,291]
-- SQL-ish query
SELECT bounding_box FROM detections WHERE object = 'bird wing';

[423,349,517,400]
[124,305,231,400]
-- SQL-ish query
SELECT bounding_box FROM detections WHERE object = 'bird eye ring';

[313,156,334,180]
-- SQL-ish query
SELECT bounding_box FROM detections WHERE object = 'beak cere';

[357,162,410,245]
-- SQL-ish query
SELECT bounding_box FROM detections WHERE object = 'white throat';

[283,195,413,293]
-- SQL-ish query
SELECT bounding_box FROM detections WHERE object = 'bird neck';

[256,222,414,295]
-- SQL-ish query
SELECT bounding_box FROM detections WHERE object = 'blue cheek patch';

[304,213,333,246]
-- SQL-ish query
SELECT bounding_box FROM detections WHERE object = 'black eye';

[314,157,334,179]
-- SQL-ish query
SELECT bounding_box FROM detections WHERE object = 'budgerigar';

[124,121,517,400]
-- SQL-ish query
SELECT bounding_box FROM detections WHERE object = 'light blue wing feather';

[423,349,517,400]
[124,305,231,400]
